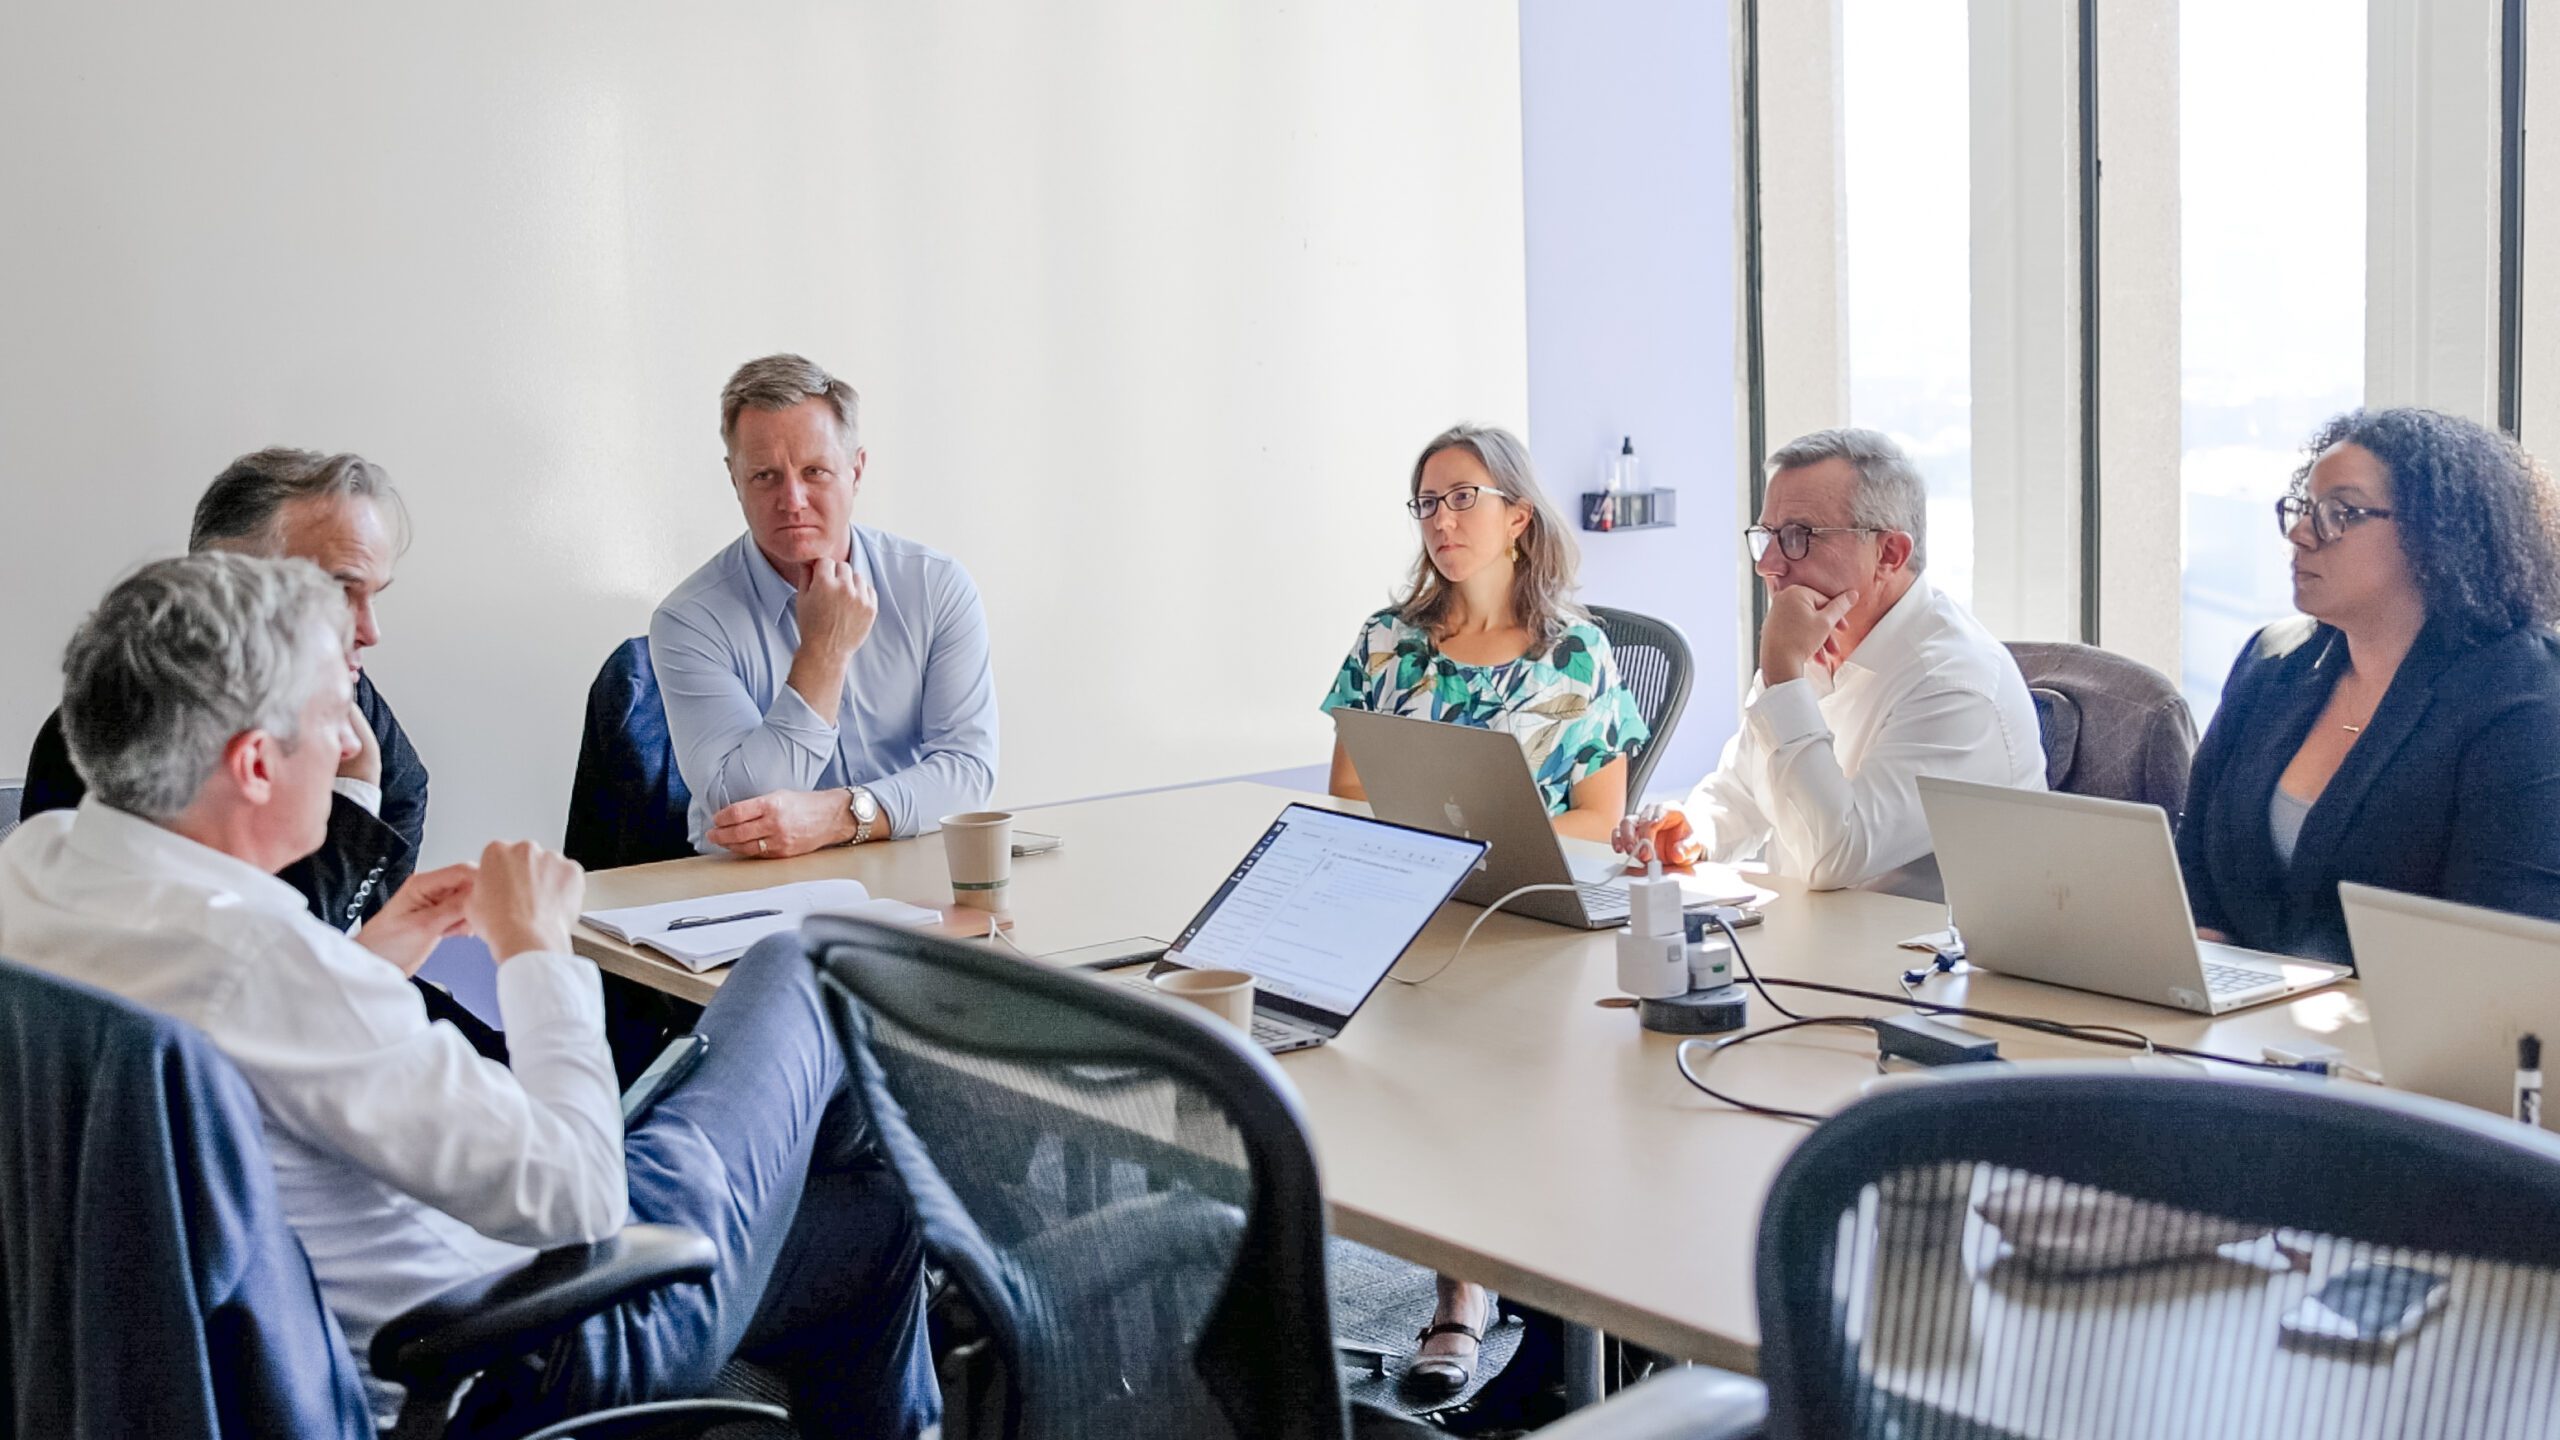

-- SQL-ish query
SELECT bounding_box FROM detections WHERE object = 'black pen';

[2517,1034,2542,1128]
[666,908,784,932]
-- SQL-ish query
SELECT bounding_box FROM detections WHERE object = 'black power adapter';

[1874,1013,2001,1067]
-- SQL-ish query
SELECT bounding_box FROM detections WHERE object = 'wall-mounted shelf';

[1580,488,1677,532]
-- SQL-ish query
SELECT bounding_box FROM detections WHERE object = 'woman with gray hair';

[1320,423,1648,1393]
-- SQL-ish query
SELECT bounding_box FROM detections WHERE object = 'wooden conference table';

[573,780,2379,1375]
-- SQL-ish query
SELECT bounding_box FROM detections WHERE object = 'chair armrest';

[1532,1366,1768,1440]
[371,1223,717,1386]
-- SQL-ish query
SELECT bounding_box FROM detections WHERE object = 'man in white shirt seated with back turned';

[0,552,937,1436]
[1621,427,2045,895]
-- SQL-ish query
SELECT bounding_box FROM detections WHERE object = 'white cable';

[987,923,1024,954]
[1389,883,1582,987]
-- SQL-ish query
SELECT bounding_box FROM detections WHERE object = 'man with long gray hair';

[17,446,500,1058]
[1620,427,2043,894]
[0,553,939,1435]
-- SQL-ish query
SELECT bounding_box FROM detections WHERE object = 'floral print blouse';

[1322,608,1649,815]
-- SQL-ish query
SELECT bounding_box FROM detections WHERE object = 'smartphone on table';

[622,1034,710,1123]
[2278,1264,2450,1354]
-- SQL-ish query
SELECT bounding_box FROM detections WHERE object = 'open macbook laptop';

[2344,882,2560,1117]
[1114,803,1486,1054]
[1333,708,1759,930]
[1918,776,2351,1014]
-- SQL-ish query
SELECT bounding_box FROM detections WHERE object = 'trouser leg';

[465,934,938,1438]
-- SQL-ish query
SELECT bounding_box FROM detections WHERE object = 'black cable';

[1673,1017,1881,1124]
[1756,974,2299,1073]
[1707,912,1813,1021]
[1670,914,2303,1125]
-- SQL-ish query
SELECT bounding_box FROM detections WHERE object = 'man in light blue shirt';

[650,353,997,856]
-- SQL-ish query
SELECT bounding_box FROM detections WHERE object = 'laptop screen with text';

[1171,804,1485,1017]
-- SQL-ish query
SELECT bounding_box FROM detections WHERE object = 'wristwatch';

[843,785,880,845]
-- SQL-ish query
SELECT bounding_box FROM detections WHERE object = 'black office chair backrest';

[0,958,374,1438]
[1587,605,1694,798]
[1756,1068,2560,1440]
[2004,641,2197,812]
[808,916,1350,1440]
[0,780,20,841]
[564,637,696,870]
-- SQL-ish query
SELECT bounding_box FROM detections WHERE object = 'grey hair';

[188,447,408,556]
[1766,426,1930,571]
[60,553,350,820]
[721,353,861,454]
[1393,423,1585,644]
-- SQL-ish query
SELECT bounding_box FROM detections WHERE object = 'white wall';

[0,3,1528,864]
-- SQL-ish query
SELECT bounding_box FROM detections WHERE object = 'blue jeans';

[466,934,941,1438]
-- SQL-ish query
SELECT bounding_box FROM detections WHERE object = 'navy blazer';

[23,669,427,930]
[0,958,374,1438]
[2177,615,2560,966]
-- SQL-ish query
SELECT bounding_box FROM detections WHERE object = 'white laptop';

[1332,708,1761,930]
[2343,882,2560,1117]
[1117,803,1486,1054]
[1918,777,2351,1014]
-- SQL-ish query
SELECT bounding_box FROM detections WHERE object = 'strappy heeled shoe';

[1404,1284,1499,1399]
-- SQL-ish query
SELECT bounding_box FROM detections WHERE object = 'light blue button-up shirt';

[648,526,998,849]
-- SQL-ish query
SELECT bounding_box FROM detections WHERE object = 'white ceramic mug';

[1151,967,1257,1032]
[939,811,1014,912]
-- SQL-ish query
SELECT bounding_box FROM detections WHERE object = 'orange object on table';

[1625,809,1706,873]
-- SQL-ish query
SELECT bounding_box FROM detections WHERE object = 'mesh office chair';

[1755,1067,2560,1440]
[0,957,786,1440]
[1588,606,1695,799]
[2003,642,2197,812]
[0,779,21,840]
[806,916,1762,1440]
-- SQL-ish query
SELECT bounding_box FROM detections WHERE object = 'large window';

[1750,0,2523,705]
[2175,0,2366,720]
[1842,0,1973,606]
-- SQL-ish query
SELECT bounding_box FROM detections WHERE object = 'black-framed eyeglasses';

[2276,492,2395,546]
[1406,485,1512,520]
[1745,522,1885,562]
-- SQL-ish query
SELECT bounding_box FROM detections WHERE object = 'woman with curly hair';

[2178,406,2560,966]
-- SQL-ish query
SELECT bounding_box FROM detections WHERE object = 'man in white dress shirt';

[1623,428,2044,894]
[0,554,936,1435]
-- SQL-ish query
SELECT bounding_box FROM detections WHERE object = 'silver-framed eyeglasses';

[1745,522,1885,562]
[2276,491,2395,546]
[1406,485,1513,520]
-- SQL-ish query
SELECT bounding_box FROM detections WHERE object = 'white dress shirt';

[0,801,625,1413]
[1683,574,2045,891]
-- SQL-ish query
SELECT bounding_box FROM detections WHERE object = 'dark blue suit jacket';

[0,959,374,1437]
[23,670,426,930]
[2177,615,2560,966]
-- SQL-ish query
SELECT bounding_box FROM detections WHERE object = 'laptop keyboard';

[1578,881,1630,919]
[2200,960,2280,995]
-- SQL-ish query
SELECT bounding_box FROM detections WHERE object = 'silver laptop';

[1118,803,1485,1053]
[1333,709,1755,930]
[2344,882,2560,1117]
[1918,776,2351,1014]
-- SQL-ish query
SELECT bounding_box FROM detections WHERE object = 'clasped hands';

[355,841,586,976]
[698,558,887,862]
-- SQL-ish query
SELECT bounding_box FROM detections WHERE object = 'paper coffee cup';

[939,811,1014,912]
[1152,967,1257,1032]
